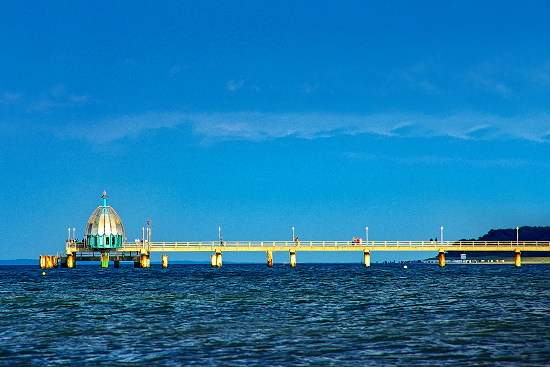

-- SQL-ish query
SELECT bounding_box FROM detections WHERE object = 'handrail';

[64,240,550,253]
[145,240,550,248]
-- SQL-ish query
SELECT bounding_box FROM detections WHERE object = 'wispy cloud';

[341,151,550,168]
[0,92,22,105]
[227,79,245,91]
[466,72,512,96]
[380,63,441,95]
[31,84,89,113]
[527,61,550,87]
[43,110,550,144]
[53,112,187,142]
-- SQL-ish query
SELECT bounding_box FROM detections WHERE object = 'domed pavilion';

[84,191,125,249]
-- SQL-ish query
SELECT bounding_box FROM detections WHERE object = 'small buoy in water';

[403,265,408,269]
[42,272,46,275]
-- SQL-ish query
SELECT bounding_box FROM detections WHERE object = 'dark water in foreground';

[1,264,549,366]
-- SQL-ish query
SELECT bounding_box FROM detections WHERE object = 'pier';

[39,239,550,269]
[39,193,550,269]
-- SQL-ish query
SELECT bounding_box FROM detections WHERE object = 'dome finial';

[101,191,108,206]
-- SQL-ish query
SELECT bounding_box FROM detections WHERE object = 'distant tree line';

[459,226,550,242]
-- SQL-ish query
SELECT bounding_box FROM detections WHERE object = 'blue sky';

[1,1,550,262]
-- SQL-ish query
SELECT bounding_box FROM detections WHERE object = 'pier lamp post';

[72,228,76,241]
[142,227,145,244]
[67,227,71,241]
[292,227,295,241]
[516,226,519,245]
[218,227,222,242]
[147,218,152,243]
[365,226,369,243]
[440,226,444,244]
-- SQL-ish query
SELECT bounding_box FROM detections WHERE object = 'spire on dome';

[101,191,108,206]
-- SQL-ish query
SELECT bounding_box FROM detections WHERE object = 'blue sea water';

[1,264,549,366]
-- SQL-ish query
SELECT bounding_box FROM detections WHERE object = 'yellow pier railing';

[66,240,550,254]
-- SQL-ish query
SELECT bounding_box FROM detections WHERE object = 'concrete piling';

[289,251,297,267]
[140,254,150,268]
[267,250,273,267]
[40,255,58,269]
[161,254,169,268]
[438,251,446,267]
[210,252,222,267]
[114,260,120,268]
[363,251,371,267]
[515,250,521,267]
[67,254,75,268]
[101,253,110,268]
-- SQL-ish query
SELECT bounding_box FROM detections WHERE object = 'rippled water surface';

[1,264,549,366]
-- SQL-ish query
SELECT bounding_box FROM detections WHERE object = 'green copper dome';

[84,192,125,249]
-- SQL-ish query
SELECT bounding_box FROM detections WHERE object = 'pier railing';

[65,240,550,253]
[145,240,550,252]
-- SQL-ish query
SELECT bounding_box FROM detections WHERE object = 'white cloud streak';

[30,84,89,113]
[48,111,550,144]
[341,152,550,168]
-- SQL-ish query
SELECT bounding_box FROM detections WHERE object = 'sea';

[1,264,549,366]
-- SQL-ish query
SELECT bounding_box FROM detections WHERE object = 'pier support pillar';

[515,250,521,267]
[438,251,446,267]
[161,254,169,268]
[211,252,222,267]
[289,251,297,267]
[267,250,274,267]
[140,254,150,268]
[40,255,59,268]
[67,254,75,268]
[101,253,110,268]
[40,255,57,269]
[363,251,371,267]
[114,260,120,268]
